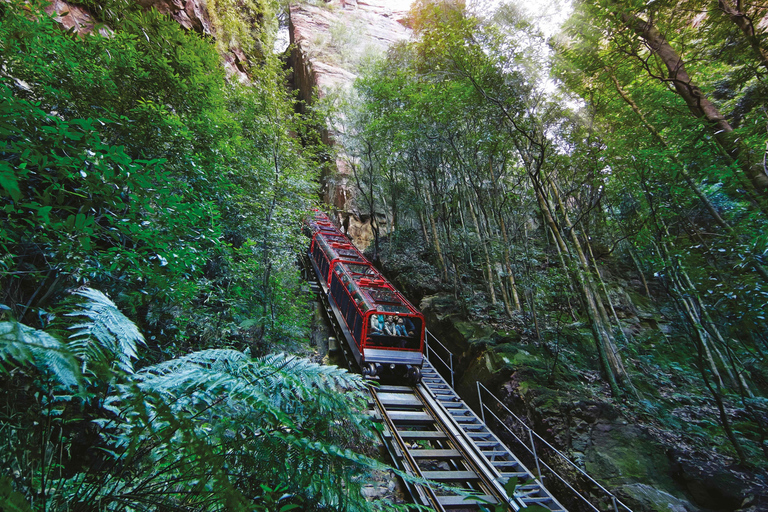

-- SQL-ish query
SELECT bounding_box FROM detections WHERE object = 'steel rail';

[369,382,516,511]
[369,385,445,510]
[413,383,516,511]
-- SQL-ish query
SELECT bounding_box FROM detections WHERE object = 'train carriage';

[306,210,424,383]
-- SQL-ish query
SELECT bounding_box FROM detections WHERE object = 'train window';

[365,315,422,350]
[346,263,378,277]
[335,265,372,313]
[367,289,404,305]
[337,249,364,262]
[377,304,411,314]
[353,316,363,346]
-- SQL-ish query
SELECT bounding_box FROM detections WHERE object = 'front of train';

[359,285,425,384]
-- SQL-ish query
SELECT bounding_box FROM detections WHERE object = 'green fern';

[0,321,79,387]
[128,350,383,510]
[1,296,397,511]
[66,288,144,375]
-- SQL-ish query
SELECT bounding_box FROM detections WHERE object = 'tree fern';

[1,294,397,511]
[127,350,383,510]
[66,288,144,375]
[0,321,78,387]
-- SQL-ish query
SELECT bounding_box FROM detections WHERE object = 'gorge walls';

[287,0,412,248]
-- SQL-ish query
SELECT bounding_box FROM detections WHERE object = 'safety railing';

[476,382,634,512]
[424,329,455,388]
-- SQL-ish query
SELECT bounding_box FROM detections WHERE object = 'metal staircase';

[420,361,567,511]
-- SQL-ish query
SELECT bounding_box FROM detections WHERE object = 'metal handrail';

[424,329,454,388]
[476,382,634,512]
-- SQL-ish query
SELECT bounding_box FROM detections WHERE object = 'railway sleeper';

[408,448,462,459]
[377,393,422,408]
[437,495,498,508]
[421,470,481,482]
[388,411,433,425]
[397,430,448,440]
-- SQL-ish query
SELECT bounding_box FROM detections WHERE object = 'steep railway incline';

[371,364,567,511]
[304,257,565,511]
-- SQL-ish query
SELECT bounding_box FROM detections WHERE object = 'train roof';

[307,210,421,316]
[334,260,421,316]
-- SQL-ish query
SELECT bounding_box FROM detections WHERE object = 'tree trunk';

[468,198,497,305]
[717,0,768,71]
[619,10,768,197]
[498,211,522,310]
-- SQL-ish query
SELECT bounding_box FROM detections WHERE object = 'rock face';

[135,0,213,33]
[44,0,249,82]
[289,0,410,106]
[44,0,106,36]
[288,0,412,248]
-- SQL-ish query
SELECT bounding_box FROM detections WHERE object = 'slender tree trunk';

[429,209,447,280]
[459,199,473,266]
[626,241,652,298]
[618,10,768,197]
[587,236,626,338]
[497,263,514,318]
[468,198,497,305]
[419,210,431,249]
[424,187,447,281]
[717,0,768,71]
[498,212,522,310]
[694,331,749,465]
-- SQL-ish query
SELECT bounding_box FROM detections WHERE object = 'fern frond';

[0,321,79,387]
[137,350,298,430]
[66,288,144,374]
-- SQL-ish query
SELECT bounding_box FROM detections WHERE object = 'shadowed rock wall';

[287,0,412,249]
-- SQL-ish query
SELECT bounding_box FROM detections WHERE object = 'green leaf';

[0,476,32,512]
[0,321,79,387]
[0,160,21,202]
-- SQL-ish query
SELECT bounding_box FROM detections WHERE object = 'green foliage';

[66,288,144,375]
[0,289,385,511]
[0,0,317,355]
[348,0,768,468]
[0,0,384,507]
[0,476,32,512]
[0,321,79,387]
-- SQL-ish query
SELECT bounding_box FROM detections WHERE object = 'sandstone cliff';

[288,0,412,248]
[44,0,252,81]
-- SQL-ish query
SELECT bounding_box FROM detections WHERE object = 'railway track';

[370,362,566,511]
[303,253,567,511]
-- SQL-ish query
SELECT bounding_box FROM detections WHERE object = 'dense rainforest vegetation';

[340,0,768,484]
[3,0,768,509]
[0,0,396,509]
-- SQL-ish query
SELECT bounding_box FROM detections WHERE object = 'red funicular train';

[306,210,424,383]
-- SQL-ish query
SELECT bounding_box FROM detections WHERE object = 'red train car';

[306,210,424,383]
